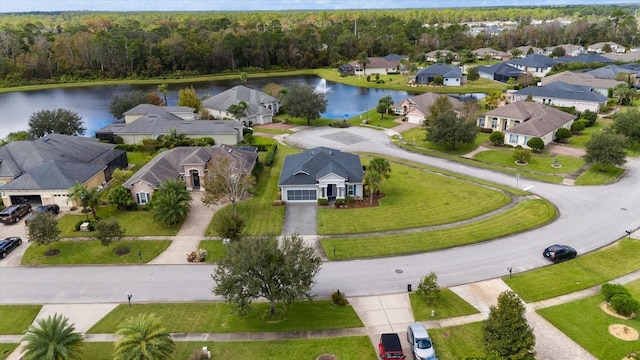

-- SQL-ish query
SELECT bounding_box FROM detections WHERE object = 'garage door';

[287,189,317,201]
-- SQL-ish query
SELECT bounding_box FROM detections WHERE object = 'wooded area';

[0,5,637,87]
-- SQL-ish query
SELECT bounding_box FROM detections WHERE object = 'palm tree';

[364,170,382,204]
[151,178,191,226]
[240,72,248,86]
[157,83,168,106]
[226,100,249,120]
[68,182,100,221]
[162,127,187,149]
[357,51,369,77]
[21,313,83,360]
[113,313,175,360]
[368,157,391,195]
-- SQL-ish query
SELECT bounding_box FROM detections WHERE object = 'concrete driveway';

[282,202,317,236]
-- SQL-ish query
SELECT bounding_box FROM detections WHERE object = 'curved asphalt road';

[1,127,639,304]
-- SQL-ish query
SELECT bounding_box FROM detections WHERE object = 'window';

[491,118,498,129]
[509,134,519,144]
[347,184,355,196]
[286,189,317,201]
[136,192,151,204]
[478,118,485,127]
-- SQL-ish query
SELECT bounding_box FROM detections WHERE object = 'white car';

[407,323,436,360]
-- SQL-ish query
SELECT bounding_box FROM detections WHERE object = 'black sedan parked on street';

[0,237,22,259]
[543,244,577,263]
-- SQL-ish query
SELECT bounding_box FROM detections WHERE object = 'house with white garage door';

[278,147,364,202]
[0,134,127,208]
[509,81,607,112]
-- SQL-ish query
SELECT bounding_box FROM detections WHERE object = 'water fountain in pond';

[315,79,331,93]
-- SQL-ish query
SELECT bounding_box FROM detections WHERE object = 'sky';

[0,0,631,13]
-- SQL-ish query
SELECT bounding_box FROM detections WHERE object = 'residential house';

[0,134,127,208]
[393,93,463,125]
[338,63,355,76]
[202,85,280,125]
[478,101,576,149]
[510,81,608,112]
[586,65,639,87]
[556,53,612,64]
[477,63,524,83]
[543,44,585,57]
[349,56,401,76]
[123,145,257,205]
[414,64,462,86]
[506,54,560,77]
[602,52,640,62]
[472,47,510,61]
[587,42,626,54]
[512,46,543,57]
[96,104,245,146]
[541,71,623,97]
[278,147,364,202]
[425,50,459,63]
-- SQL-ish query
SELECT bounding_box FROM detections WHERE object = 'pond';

[0,76,484,138]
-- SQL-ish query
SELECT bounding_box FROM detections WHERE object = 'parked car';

[25,204,60,225]
[0,204,32,224]
[379,333,405,360]
[0,237,22,258]
[407,323,436,360]
[543,244,577,263]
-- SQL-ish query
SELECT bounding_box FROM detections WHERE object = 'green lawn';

[574,164,626,185]
[409,290,478,321]
[81,337,377,360]
[125,151,153,172]
[198,240,226,263]
[401,128,491,156]
[0,305,41,334]
[473,150,585,175]
[537,279,640,360]
[58,207,180,237]
[0,344,18,360]
[21,240,171,265]
[566,119,611,149]
[88,301,362,333]
[318,159,511,235]
[504,239,640,303]
[322,199,556,259]
[429,322,486,360]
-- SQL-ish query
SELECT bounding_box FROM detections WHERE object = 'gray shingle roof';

[394,93,462,115]
[278,147,363,186]
[110,118,243,136]
[497,102,576,137]
[513,81,608,102]
[541,71,624,89]
[586,65,638,80]
[556,53,612,64]
[1,160,105,190]
[416,64,462,78]
[507,54,560,68]
[202,85,279,117]
[478,63,523,77]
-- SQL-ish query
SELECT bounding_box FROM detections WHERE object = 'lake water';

[0,76,416,139]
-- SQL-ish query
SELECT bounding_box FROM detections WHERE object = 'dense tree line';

[0,5,637,86]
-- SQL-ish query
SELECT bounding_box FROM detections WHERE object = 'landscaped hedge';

[601,283,639,317]
[264,144,278,166]
[602,283,630,301]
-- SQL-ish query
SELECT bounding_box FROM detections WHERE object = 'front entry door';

[327,184,336,199]
[191,170,200,188]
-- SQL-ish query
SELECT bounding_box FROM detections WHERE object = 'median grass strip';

[21,240,171,265]
[88,301,363,333]
[0,344,18,360]
[401,128,491,156]
[537,279,640,360]
[473,150,585,175]
[81,337,377,360]
[574,164,625,185]
[322,198,555,259]
[410,290,479,321]
[504,238,640,303]
[58,207,180,238]
[0,305,41,334]
[198,240,226,263]
[429,322,486,359]
[318,159,511,235]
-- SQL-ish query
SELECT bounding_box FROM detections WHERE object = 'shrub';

[186,248,208,263]
[610,293,640,317]
[416,272,440,305]
[489,131,505,146]
[581,110,598,126]
[264,145,277,166]
[331,290,349,306]
[526,137,545,152]
[602,283,631,301]
[571,120,586,133]
[334,198,346,207]
[513,147,531,163]
[317,198,329,206]
[555,128,572,143]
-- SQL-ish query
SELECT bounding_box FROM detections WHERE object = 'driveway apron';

[282,202,317,236]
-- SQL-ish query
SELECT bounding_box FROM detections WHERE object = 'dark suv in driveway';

[0,204,32,224]
[0,237,23,258]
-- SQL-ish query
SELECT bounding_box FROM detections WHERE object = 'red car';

[379,333,405,359]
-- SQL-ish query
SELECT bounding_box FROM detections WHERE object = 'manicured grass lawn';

[0,344,18,360]
[566,119,611,149]
[88,301,363,333]
[82,337,377,360]
[504,239,640,303]
[21,240,171,265]
[537,279,640,360]
[0,305,41,334]
[410,290,478,321]
[574,164,626,185]
[251,126,292,134]
[322,199,556,259]
[318,159,511,235]
[125,151,153,172]
[354,113,399,128]
[401,128,491,156]
[473,150,585,175]
[198,240,226,263]
[429,322,486,360]
[58,207,180,238]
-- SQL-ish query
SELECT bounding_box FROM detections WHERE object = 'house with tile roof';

[414,64,462,86]
[472,47,510,61]
[602,52,640,62]
[393,93,463,125]
[278,147,364,202]
[202,85,280,125]
[0,134,127,208]
[587,42,626,54]
[96,104,245,146]
[541,71,623,97]
[478,101,576,149]
[123,145,257,205]
[506,54,560,77]
[477,63,524,83]
[510,81,608,112]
